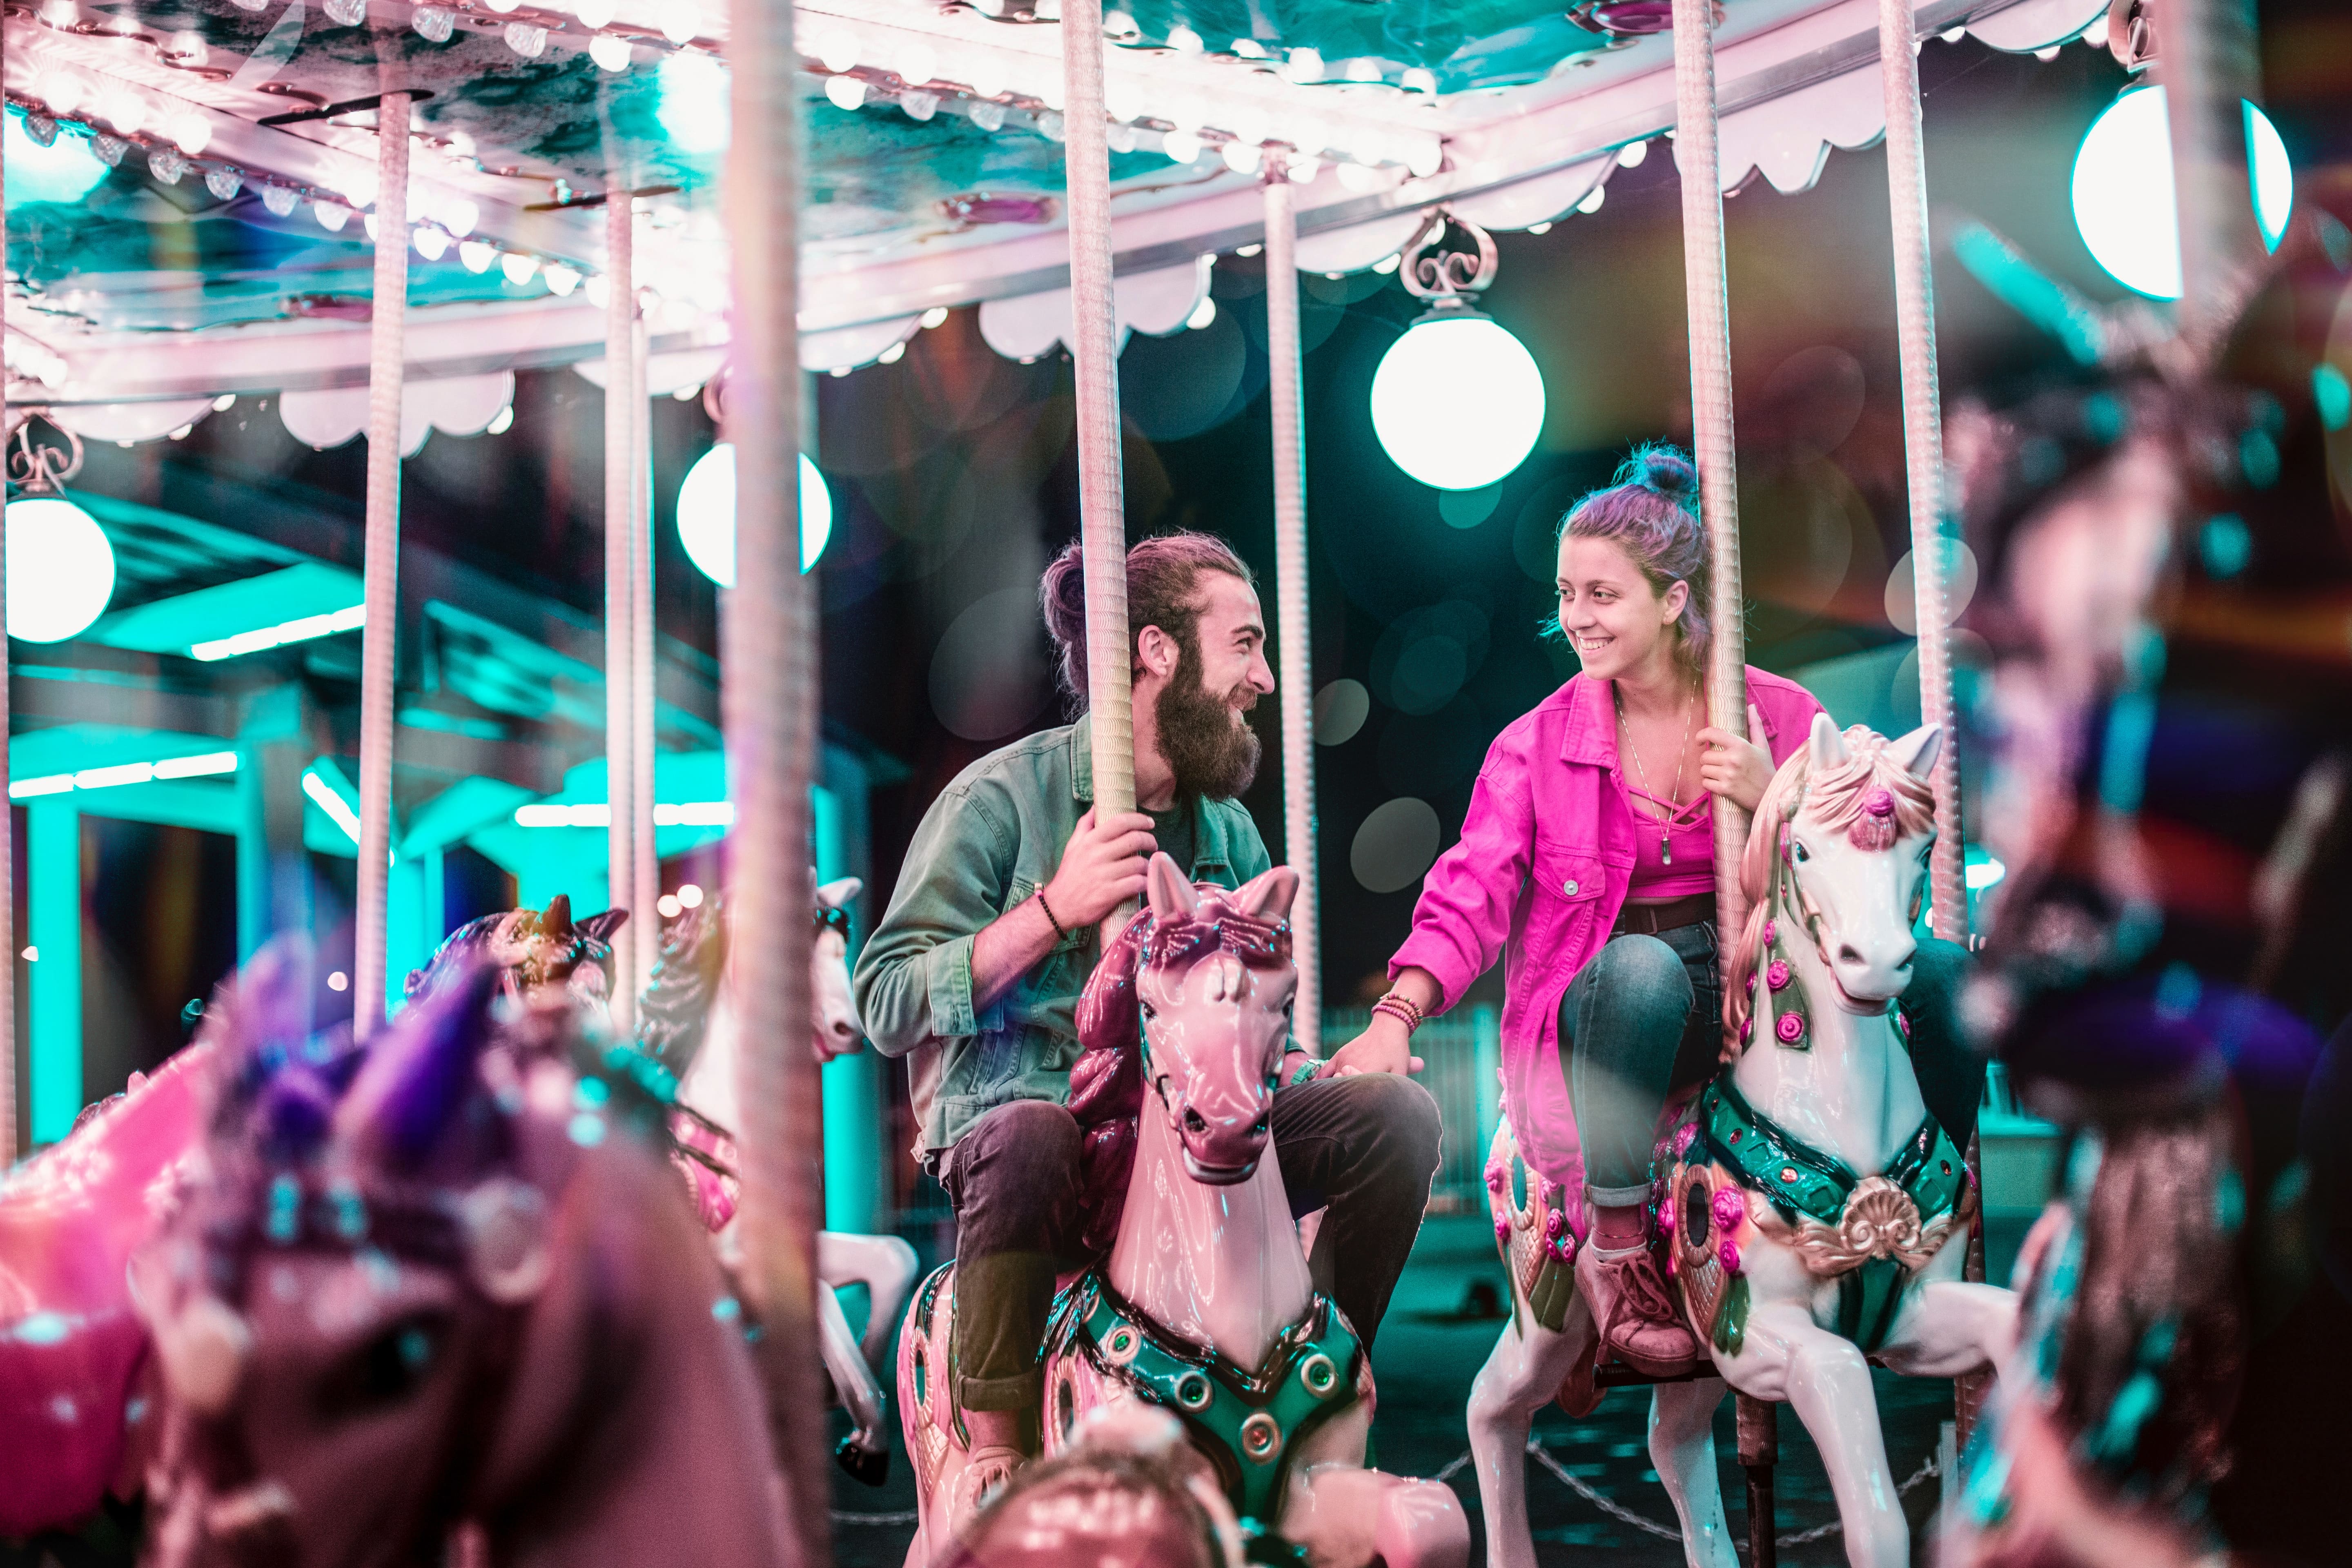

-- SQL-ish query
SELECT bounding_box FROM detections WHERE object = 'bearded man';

[855,533,1442,1526]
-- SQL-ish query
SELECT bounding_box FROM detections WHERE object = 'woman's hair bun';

[1623,442,1698,501]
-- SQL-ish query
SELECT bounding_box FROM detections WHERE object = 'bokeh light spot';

[2198,514,2251,579]
[4,111,109,204]
[1883,539,1978,636]
[1351,797,1442,894]
[929,586,1048,741]
[1313,679,1370,746]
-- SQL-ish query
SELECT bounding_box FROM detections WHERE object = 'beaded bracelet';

[1035,888,1069,942]
[1372,993,1425,1033]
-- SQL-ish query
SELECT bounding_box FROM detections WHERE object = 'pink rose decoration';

[1711,1187,1744,1233]
[1718,1238,1741,1274]
[1657,1198,1677,1233]
[1895,1010,1911,1037]
[1776,1011,1806,1045]
[1863,787,1896,818]
[1673,1123,1697,1155]
[1545,1209,1566,1240]
[1766,959,1792,992]
[1494,1215,1512,1241]
[1555,1230,1578,1262]
[1486,1160,1509,1192]
[1763,919,1777,946]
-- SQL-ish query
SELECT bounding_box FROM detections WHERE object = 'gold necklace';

[1616,683,1697,865]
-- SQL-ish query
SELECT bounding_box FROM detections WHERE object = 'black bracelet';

[1036,888,1069,941]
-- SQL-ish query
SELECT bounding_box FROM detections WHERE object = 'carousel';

[0,1,2339,1566]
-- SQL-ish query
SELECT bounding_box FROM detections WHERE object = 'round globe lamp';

[676,445,833,586]
[1369,310,1546,491]
[2071,85,2292,301]
[5,493,116,642]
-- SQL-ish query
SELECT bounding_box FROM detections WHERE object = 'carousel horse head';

[945,1405,1244,1568]
[134,940,780,1568]
[1078,854,1298,1187]
[637,874,866,1080]
[1729,714,1942,1036]
[404,894,629,1020]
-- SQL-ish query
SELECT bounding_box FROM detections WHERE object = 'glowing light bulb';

[662,4,699,44]
[5,495,117,642]
[1369,313,1546,491]
[588,33,632,72]
[2071,85,2292,300]
[676,445,833,583]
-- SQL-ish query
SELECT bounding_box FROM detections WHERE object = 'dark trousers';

[940,1074,1444,1412]
[1558,924,1981,1200]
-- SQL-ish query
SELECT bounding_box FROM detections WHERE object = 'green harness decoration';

[1695,1078,1971,1352]
[1046,1271,1362,1552]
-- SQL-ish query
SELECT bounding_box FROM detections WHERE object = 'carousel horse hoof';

[834,1436,891,1487]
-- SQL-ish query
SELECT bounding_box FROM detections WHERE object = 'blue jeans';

[1557,924,1980,1202]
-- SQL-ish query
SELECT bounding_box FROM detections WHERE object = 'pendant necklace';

[1617,683,1696,865]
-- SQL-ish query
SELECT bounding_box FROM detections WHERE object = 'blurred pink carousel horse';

[131,948,786,1568]
[897,855,1468,1568]
[0,897,623,1539]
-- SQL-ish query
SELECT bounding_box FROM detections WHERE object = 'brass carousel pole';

[724,0,828,1559]
[1062,0,1136,909]
[351,87,410,1039]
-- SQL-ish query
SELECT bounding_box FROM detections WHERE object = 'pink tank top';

[1619,774,1715,900]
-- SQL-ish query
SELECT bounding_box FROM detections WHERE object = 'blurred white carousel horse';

[1468,717,2016,1568]
[648,879,921,1483]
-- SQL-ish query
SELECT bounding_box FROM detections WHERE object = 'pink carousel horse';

[0,898,623,1539]
[897,855,1468,1568]
[640,882,921,1482]
[1466,717,2016,1568]
[130,946,786,1568]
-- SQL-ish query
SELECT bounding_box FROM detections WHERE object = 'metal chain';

[822,1441,1939,1546]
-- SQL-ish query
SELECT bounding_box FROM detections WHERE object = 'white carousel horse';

[666,878,922,1483]
[1467,716,2016,1568]
[896,855,1469,1568]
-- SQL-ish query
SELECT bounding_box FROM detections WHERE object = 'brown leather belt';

[1613,892,1717,936]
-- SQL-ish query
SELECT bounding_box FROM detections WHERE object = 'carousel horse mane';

[404,893,629,1000]
[638,898,727,1074]
[1721,724,1938,1053]
[1066,888,1294,1258]
[137,940,784,1568]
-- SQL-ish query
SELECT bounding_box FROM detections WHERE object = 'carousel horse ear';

[1806,710,1850,774]
[333,962,503,1168]
[817,877,863,911]
[542,894,575,938]
[1884,723,1942,781]
[577,908,629,944]
[1232,865,1300,923]
[1146,852,1199,923]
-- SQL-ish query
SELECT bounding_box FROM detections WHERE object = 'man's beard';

[1156,645,1262,801]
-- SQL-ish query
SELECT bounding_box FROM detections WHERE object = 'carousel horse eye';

[1793,842,1811,863]
[318,1311,452,1419]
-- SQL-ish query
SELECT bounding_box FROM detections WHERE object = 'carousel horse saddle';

[1045,1271,1363,1533]
[1679,1078,1973,1354]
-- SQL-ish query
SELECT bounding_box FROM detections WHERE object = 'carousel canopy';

[1,0,2108,410]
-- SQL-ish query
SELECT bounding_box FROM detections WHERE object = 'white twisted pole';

[1671,0,1749,937]
[724,0,827,1558]
[630,311,659,1006]
[1262,168,1318,1045]
[604,187,637,1025]
[0,10,15,1156]
[1878,0,1965,941]
[1061,0,1134,857]
[352,89,410,1038]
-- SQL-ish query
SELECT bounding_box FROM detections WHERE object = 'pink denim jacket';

[1389,667,1825,1204]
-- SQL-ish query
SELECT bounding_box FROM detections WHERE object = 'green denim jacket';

[853,713,1271,1160]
